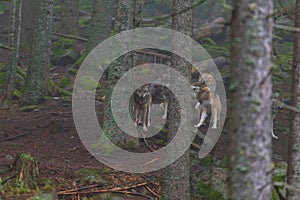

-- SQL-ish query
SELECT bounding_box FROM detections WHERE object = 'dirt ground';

[0,91,290,199]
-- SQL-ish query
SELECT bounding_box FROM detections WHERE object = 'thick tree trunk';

[228,1,273,199]
[287,0,300,198]
[22,0,53,105]
[5,0,22,99]
[162,0,192,199]
[88,0,113,51]
[59,0,79,35]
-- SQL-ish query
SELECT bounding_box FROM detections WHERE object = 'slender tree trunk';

[88,0,113,51]
[20,0,37,49]
[162,0,192,199]
[59,0,79,35]
[287,0,300,198]
[5,0,22,100]
[21,0,53,106]
[228,1,273,199]
[103,0,143,145]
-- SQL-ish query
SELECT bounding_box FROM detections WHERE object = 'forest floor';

[0,85,290,199]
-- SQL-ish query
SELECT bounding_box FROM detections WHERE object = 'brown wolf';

[192,82,221,129]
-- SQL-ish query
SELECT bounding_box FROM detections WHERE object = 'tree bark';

[20,0,37,49]
[228,1,274,199]
[88,0,113,51]
[102,0,143,146]
[59,0,79,35]
[287,0,300,198]
[21,0,53,105]
[162,0,192,199]
[5,0,22,99]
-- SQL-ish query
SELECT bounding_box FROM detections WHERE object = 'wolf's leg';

[147,106,151,126]
[195,102,201,110]
[272,114,278,139]
[195,109,207,128]
[143,107,148,131]
[162,101,168,119]
[212,108,218,129]
[134,107,139,126]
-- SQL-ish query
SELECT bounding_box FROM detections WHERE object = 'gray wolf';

[133,84,152,131]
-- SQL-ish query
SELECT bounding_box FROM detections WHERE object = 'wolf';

[133,84,152,131]
[191,73,220,129]
[192,83,222,129]
[149,83,172,120]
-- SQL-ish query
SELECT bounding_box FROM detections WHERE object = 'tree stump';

[13,153,39,189]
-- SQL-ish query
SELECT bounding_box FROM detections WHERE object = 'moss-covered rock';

[51,38,78,66]
[20,91,44,106]
[76,168,106,185]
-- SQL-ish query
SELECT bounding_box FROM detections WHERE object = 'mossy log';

[13,153,39,189]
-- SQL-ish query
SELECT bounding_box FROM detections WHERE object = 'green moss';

[75,52,88,66]
[0,65,6,85]
[220,157,229,169]
[20,105,42,112]
[203,155,214,167]
[51,38,77,65]
[13,89,22,98]
[48,79,72,96]
[59,76,72,88]
[17,67,26,80]
[69,68,78,75]
[76,168,105,184]
[53,38,76,50]
[196,181,224,200]
[79,76,98,91]
[272,187,280,200]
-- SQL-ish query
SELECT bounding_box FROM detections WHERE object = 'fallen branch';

[146,185,160,198]
[52,32,88,42]
[58,182,149,195]
[0,43,14,50]
[111,190,153,199]
[154,0,206,21]
[1,133,29,141]
[57,182,105,194]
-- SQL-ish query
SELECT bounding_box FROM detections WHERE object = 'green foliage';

[196,181,225,200]
[203,155,214,167]
[201,37,230,57]
[272,187,280,200]
[79,76,98,91]
[272,161,287,199]
[79,0,93,12]
[0,1,9,14]
[0,64,5,85]
[79,18,90,28]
